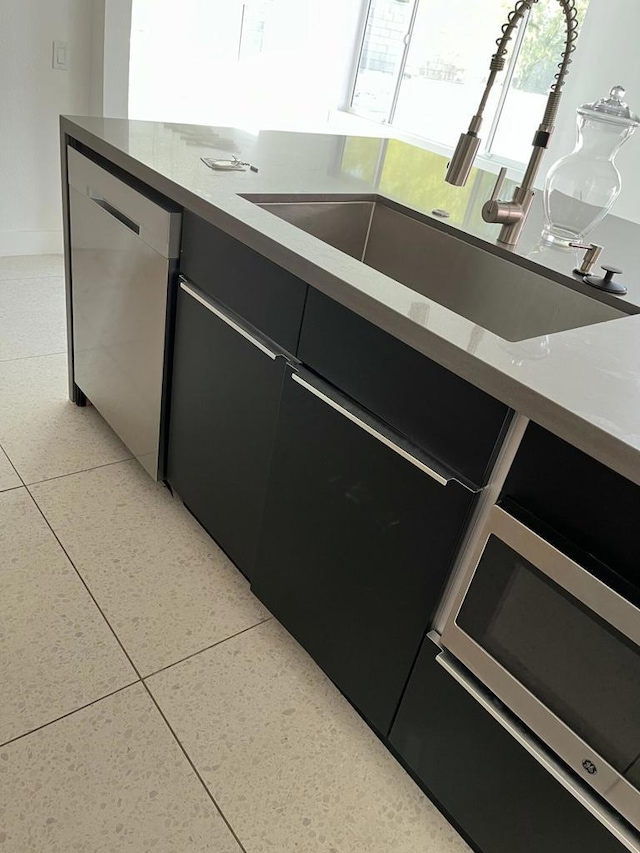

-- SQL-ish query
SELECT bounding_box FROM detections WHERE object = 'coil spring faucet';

[445,0,580,247]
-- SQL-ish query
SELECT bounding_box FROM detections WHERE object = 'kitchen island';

[61,115,640,485]
[61,115,640,853]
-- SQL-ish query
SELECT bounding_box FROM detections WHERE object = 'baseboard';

[0,230,64,257]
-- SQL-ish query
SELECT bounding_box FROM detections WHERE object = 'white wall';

[103,0,132,117]
[0,0,99,256]
[89,0,106,115]
[543,0,640,224]
[87,0,132,118]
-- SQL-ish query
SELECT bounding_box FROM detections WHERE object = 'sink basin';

[248,194,629,342]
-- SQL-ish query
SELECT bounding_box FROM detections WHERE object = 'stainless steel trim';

[291,372,452,487]
[440,504,640,834]
[179,280,279,361]
[434,646,640,853]
[475,506,640,646]
[434,412,529,633]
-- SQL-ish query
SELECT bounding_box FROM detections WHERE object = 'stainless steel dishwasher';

[67,147,182,480]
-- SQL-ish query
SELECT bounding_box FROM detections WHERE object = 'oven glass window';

[457,535,640,783]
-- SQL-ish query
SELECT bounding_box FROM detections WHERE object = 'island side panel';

[59,127,85,405]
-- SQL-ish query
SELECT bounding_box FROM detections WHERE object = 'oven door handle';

[435,647,640,853]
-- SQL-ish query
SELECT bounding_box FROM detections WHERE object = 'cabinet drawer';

[180,211,308,353]
[251,368,474,734]
[389,637,628,853]
[502,422,640,600]
[298,288,511,487]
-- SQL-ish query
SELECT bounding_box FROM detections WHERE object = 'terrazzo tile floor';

[0,254,472,852]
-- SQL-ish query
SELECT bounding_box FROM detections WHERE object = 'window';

[129,0,349,129]
[238,0,273,61]
[351,0,590,167]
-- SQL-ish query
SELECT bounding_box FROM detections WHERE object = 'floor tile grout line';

[0,350,70,367]
[0,276,65,286]
[0,452,23,484]
[25,475,268,702]
[0,442,27,488]
[0,272,64,284]
[0,349,68,365]
[141,680,250,853]
[0,379,133,485]
[142,617,274,680]
[25,485,145,683]
[0,680,140,751]
[25,455,136,487]
[16,416,255,852]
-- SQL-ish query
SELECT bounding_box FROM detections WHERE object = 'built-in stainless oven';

[439,504,640,843]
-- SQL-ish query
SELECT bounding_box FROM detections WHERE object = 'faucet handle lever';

[483,167,519,225]
[490,167,508,202]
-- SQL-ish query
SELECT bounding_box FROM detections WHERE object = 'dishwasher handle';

[90,195,141,235]
[291,371,472,490]
[67,147,181,258]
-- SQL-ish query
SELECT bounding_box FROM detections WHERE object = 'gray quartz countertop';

[61,115,640,486]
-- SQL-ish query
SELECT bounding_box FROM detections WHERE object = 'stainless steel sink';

[248,194,630,342]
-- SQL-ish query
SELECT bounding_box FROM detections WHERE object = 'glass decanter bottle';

[542,86,639,246]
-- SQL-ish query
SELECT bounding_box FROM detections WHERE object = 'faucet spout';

[445,0,580,246]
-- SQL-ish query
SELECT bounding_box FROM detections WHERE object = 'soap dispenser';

[542,86,639,246]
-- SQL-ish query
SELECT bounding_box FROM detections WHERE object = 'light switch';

[52,40,69,71]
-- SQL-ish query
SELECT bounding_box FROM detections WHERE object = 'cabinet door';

[251,368,474,735]
[167,280,286,579]
[389,637,628,853]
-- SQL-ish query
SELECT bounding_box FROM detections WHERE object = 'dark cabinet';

[180,211,308,354]
[389,636,628,853]
[251,367,475,734]
[298,288,512,487]
[167,279,286,578]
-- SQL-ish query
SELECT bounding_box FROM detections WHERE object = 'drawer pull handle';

[292,373,452,487]
[180,280,280,360]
